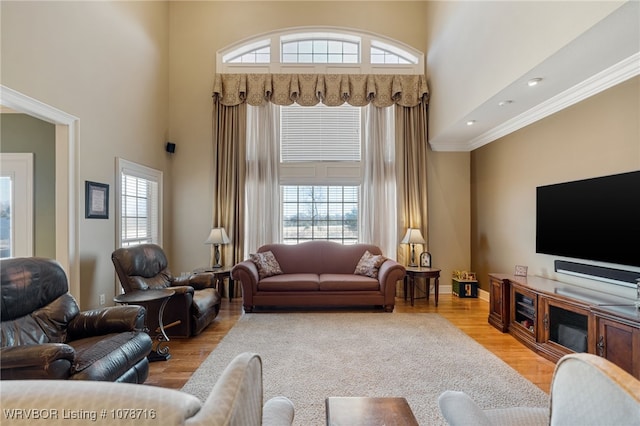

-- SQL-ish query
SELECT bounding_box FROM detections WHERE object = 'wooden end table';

[404,266,441,307]
[326,397,418,426]
[114,288,175,362]
[193,266,234,300]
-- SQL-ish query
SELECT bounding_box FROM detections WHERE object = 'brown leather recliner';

[111,244,221,338]
[0,257,152,383]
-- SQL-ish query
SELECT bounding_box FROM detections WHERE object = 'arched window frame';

[217,27,424,75]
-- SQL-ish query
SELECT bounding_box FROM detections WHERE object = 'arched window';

[223,39,270,63]
[218,27,423,74]
[217,28,425,252]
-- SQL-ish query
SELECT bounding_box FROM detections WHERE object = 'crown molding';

[428,139,473,152]
[467,52,640,151]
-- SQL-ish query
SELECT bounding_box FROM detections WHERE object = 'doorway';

[0,85,80,298]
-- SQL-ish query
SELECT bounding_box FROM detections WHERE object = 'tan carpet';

[181,313,549,425]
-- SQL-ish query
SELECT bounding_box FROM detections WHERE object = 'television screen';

[536,171,640,268]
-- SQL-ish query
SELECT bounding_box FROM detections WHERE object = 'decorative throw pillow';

[354,250,387,278]
[250,251,284,279]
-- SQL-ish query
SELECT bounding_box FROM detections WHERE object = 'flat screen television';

[536,170,640,268]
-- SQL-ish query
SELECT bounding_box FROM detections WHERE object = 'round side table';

[114,288,175,362]
[403,267,441,307]
[193,266,234,300]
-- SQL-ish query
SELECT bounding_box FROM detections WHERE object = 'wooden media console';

[488,273,640,380]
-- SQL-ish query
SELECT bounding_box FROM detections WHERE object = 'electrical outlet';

[99,294,106,305]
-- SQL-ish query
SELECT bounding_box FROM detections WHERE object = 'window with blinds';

[280,103,361,162]
[279,103,361,244]
[116,159,162,248]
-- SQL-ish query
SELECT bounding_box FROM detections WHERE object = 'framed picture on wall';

[420,252,432,268]
[85,181,109,219]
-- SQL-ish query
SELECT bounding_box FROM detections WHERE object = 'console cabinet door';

[538,296,590,362]
[595,316,640,380]
[488,276,509,332]
[509,284,537,347]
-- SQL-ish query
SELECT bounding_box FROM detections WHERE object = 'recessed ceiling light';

[466,120,476,126]
[527,78,543,87]
[498,100,513,106]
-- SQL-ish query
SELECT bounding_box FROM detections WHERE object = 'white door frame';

[0,85,80,298]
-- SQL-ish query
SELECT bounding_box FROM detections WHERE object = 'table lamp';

[401,228,426,267]
[205,227,230,268]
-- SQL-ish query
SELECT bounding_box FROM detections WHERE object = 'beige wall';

[166,1,469,276]
[1,114,56,258]
[1,1,170,308]
[6,1,629,309]
[471,76,640,298]
[0,0,473,308]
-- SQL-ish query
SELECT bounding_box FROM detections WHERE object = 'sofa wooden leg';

[384,305,394,312]
[244,306,254,313]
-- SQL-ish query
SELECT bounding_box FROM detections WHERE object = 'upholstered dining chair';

[438,352,640,426]
[111,244,221,338]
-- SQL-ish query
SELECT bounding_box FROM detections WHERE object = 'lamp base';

[212,244,222,269]
[409,245,418,268]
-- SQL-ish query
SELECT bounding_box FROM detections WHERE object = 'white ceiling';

[429,1,640,152]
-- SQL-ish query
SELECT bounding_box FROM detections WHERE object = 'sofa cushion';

[258,274,319,291]
[319,274,380,291]
[354,250,387,278]
[250,251,284,279]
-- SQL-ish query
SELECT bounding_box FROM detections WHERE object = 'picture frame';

[85,181,109,219]
[514,265,528,277]
[420,252,431,268]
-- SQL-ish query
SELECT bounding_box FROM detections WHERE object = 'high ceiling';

[429,1,640,152]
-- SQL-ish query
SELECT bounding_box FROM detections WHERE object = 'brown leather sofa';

[232,241,406,312]
[0,257,152,383]
[112,244,222,338]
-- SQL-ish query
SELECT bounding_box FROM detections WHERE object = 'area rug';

[182,313,549,425]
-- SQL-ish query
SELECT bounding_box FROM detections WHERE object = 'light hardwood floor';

[146,293,556,393]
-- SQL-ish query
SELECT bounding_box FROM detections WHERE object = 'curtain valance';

[213,73,429,108]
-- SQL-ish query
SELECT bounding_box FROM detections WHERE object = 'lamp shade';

[205,227,230,245]
[401,228,426,245]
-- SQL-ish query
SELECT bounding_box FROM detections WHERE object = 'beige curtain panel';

[212,73,429,108]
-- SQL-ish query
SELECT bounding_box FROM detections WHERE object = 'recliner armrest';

[68,305,147,338]
[174,273,214,291]
[0,344,75,380]
[167,283,196,295]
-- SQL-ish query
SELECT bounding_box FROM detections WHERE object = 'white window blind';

[280,104,361,162]
[116,158,162,248]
